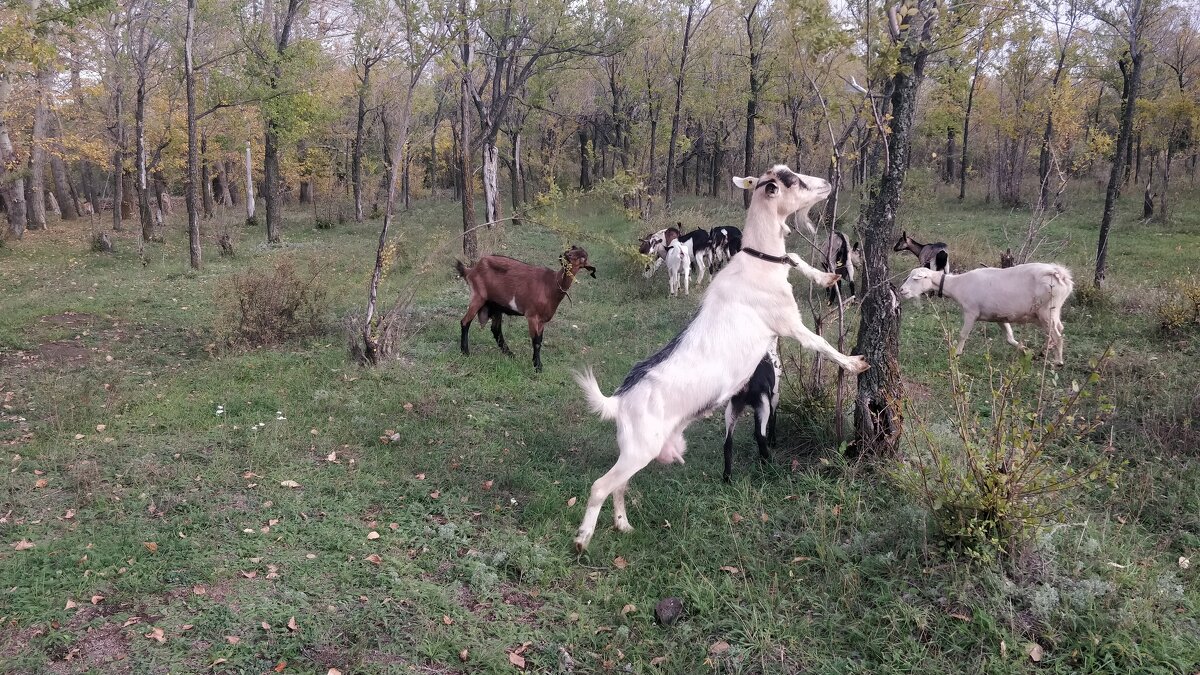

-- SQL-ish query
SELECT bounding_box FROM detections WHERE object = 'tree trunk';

[579,125,592,189]
[49,117,78,221]
[459,19,478,261]
[217,159,233,206]
[509,130,522,219]
[185,0,202,269]
[742,1,763,208]
[298,140,313,204]
[352,60,372,222]
[1,75,29,239]
[1156,145,1172,223]
[200,133,214,218]
[1095,39,1145,286]
[27,66,52,230]
[665,2,699,212]
[263,0,303,244]
[135,64,154,241]
[943,126,955,183]
[959,37,983,201]
[481,142,501,224]
[854,5,935,456]
[244,141,256,222]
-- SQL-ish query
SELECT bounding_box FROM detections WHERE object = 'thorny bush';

[217,255,329,348]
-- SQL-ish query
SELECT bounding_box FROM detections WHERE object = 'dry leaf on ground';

[144,627,165,643]
[613,556,627,570]
[279,480,301,488]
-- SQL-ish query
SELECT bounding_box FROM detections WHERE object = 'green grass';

[1,177,1199,673]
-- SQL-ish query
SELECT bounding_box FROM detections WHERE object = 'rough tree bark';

[665,1,707,211]
[959,35,984,201]
[854,1,937,456]
[0,75,29,238]
[263,0,304,244]
[185,0,202,269]
[742,0,767,208]
[27,65,53,230]
[352,56,374,222]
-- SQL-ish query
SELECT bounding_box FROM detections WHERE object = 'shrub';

[891,347,1118,563]
[1157,276,1200,333]
[217,256,329,348]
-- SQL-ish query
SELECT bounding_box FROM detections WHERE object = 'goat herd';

[455,164,1076,552]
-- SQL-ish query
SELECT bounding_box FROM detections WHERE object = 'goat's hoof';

[573,535,590,552]
[614,521,634,534]
[845,355,870,373]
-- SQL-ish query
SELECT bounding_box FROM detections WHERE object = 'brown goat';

[456,246,596,372]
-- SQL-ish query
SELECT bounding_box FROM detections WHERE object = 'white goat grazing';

[897,263,1074,365]
[572,165,869,551]
[666,239,691,296]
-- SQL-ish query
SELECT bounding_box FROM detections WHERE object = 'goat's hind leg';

[754,393,771,462]
[723,401,744,483]
[491,313,514,356]
[459,298,487,355]
[575,439,658,551]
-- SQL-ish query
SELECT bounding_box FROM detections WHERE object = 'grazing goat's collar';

[741,247,796,267]
[937,272,947,298]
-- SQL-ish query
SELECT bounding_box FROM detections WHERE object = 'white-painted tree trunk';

[244,141,256,221]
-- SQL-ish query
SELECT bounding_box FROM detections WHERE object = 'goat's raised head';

[560,245,597,278]
[732,164,830,235]
[893,231,913,252]
[897,267,940,300]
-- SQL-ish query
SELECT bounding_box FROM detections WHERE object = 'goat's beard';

[791,205,819,235]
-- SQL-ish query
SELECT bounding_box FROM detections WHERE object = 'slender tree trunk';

[244,141,256,222]
[217,159,233,205]
[135,65,154,241]
[742,1,763,208]
[263,0,303,244]
[1096,41,1145,286]
[200,133,214,217]
[578,125,592,189]
[1156,145,1173,223]
[509,130,522,220]
[459,12,478,261]
[481,141,501,223]
[943,127,955,183]
[854,5,935,456]
[665,2,699,211]
[298,140,313,204]
[959,38,983,201]
[185,0,201,269]
[352,60,372,222]
[48,117,78,221]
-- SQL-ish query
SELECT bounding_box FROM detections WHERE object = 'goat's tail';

[1051,265,1075,298]
[454,260,470,279]
[573,367,619,421]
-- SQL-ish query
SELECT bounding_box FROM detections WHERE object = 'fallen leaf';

[241,570,257,578]
[122,617,142,627]
[566,497,577,507]
[442,615,453,625]
[143,541,158,553]
[325,451,338,462]
[429,490,440,499]
[91,595,105,605]
[1000,640,1007,657]
[13,540,34,551]
[1026,642,1043,662]
[508,652,526,669]
[719,566,740,574]
[65,599,77,610]
[621,603,637,616]
[279,480,301,489]
[365,554,382,565]
[287,616,298,631]
[949,612,971,622]
[181,624,193,631]
[709,641,731,655]
[261,621,271,630]
[403,402,414,411]
[459,649,469,662]
[759,512,769,523]
[34,478,48,489]
[328,670,343,675]
[731,513,743,524]
[225,636,240,644]
[96,424,107,432]
[74,434,84,440]
[211,659,228,667]
[273,660,286,672]
[415,473,425,480]
[192,585,206,595]
[482,480,494,491]
[62,509,75,520]
[613,556,627,570]
[650,656,668,666]
[144,627,165,643]
[790,556,812,563]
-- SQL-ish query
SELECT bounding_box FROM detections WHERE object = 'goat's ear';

[732,176,758,190]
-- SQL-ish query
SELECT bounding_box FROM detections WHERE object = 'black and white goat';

[722,339,780,482]
[709,225,742,270]
[572,164,868,551]
[894,231,949,272]
[824,230,860,305]
[642,225,712,285]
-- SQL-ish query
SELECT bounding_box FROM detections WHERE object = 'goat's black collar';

[742,248,796,267]
[937,272,947,298]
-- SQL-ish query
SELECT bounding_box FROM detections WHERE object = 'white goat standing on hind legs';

[571,165,870,552]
